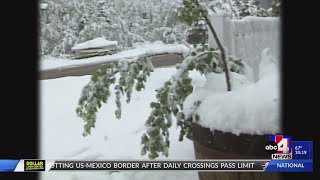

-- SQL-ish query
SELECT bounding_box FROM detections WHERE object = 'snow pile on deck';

[183,48,280,135]
[71,37,118,51]
[139,41,189,56]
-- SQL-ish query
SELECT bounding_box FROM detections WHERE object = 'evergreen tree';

[40,0,187,57]
[40,0,280,57]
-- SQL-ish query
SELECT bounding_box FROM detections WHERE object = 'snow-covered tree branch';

[74,0,279,159]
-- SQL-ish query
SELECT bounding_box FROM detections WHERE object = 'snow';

[40,67,205,180]
[71,37,118,51]
[203,72,252,93]
[234,16,279,22]
[259,48,278,79]
[41,42,189,70]
[208,13,280,82]
[183,49,280,135]
[40,3,48,10]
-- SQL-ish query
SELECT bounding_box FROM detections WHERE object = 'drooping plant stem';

[203,15,231,91]
[194,0,232,91]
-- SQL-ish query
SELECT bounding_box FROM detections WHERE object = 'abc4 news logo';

[265,135,292,160]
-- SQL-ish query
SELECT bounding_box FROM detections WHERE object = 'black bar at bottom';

[50,160,267,171]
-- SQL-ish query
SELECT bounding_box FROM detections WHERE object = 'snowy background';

[39,0,278,57]
[39,0,186,56]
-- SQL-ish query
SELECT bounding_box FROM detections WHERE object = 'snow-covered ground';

[40,48,280,180]
[40,67,205,180]
[40,42,189,70]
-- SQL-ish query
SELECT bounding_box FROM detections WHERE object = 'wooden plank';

[40,53,183,80]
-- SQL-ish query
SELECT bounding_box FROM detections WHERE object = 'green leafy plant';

[76,56,154,136]
[76,0,245,159]
[141,44,244,159]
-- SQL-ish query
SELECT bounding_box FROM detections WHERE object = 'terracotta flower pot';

[192,122,282,180]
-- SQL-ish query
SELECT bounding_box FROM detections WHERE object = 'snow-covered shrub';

[141,44,244,158]
[76,56,154,136]
[76,0,279,159]
[77,0,240,159]
[208,0,280,19]
[76,42,244,159]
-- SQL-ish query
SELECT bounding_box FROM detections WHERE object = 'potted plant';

[76,1,281,180]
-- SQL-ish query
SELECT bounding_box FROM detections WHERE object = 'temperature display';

[291,141,312,159]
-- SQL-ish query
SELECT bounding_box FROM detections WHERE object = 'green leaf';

[182,78,192,85]
[141,146,147,155]
[188,62,195,70]
[148,153,158,160]
[150,102,160,109]
[91,74,98,82]
[173,107,179,116]
[141,134,149,144]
